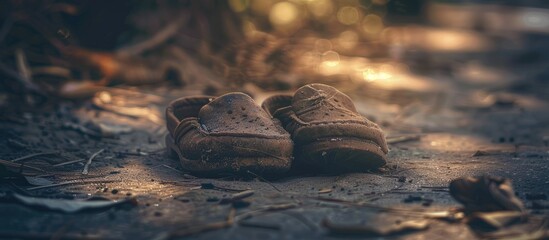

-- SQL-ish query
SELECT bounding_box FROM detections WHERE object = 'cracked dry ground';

[1,87,548,240]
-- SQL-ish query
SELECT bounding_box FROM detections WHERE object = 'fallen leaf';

[12,193,136,213]
[449,176,525,212]
[23,176,54,186]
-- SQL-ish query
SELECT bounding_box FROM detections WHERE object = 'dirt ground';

[1,69,548,239]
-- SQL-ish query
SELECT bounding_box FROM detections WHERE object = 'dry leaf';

[12,193,136,213]
[24,176,54,186]
[449,176,525,212]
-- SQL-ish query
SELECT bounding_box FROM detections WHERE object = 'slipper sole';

[295,137,386,173]
[166,134,291,177]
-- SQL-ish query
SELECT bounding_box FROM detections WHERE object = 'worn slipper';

[262,83,388,173]
[165,93,293,176]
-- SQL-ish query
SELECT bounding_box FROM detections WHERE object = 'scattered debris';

[0,159,47,173]
[53,158,86,167]
[318,188,333,194]
[82,149,105,175]
[386,135,421,144]
[92,91,163,124]
[322,218,429,236]
[27,179,120,191]
[449,176,525,212]
[219,190,254,204]
[246,170,281,192]
[96,123,133,138]
[194,182,249,192]
[10,151,58,162]
[11,193,137,213]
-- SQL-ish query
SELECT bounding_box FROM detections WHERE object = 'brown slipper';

[262,83,388,173]
[165,93,293,177]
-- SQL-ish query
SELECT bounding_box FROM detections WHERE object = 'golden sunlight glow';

[307,0,334,19]
[270,2,299,26]
[321,51,340,67]
[337,30,359,49]
[337,6,360,25]
[315,39,333,53]
[229,0,249,12]
[362,68,392,82]
[361,14,384,34]
[242,20,257,37]
[423,29,489,52]
[98,91,112,103]
[300,51,321,67]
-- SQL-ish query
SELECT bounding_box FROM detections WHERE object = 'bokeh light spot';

[362,14,384,34]
[321,51,340,67]
[338,30,359,49]
[337,6,360,25]
[308,0,334,19]
[270,2,299,26]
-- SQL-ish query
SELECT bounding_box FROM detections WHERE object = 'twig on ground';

[386,135,421,144]
[233,203,299,223]
[10,151,58,162]
[53,159,85,167]
[27,179,119,191]
[0,159,47,172]
[246,170,281,192]
[82,149,104,175]
[220,190,254,204]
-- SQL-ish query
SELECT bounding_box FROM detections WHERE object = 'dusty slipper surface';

[263,83,388,173]
[166,93,293,177]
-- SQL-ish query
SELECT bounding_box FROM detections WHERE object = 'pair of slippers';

[165,83,388,177]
